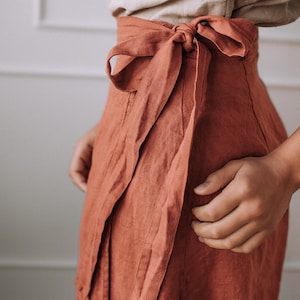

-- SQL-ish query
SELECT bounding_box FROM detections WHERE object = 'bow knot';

[173,22,197,52]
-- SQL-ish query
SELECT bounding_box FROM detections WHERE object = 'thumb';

[194,160,243,195]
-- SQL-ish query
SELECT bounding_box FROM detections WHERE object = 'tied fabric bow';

[103,15,254,195]
[104,16,254,189]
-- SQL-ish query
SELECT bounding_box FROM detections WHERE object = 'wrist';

[267,151,299,193]
[267,130,300,192]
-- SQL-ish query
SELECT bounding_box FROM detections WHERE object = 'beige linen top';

[109,0,300,26]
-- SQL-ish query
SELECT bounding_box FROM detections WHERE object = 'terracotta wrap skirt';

[76,15,288,300]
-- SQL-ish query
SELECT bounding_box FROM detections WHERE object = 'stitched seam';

[122,91,136,125]
[242,60,271,152]
[181,63,186,137]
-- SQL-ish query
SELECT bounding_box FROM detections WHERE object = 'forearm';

[268,127,300,192]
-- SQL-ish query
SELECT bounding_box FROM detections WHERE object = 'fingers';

[68,125,99,192]
[192,204,252,240]
[191,166,263,253]
[191,157,285,254]
[194,160,243,195]
[192,203,271,252]
[69,140,93,192]
[69,161,88,192]
[71,174,87,192]
[69,154,88,192]
[196,224,269,253]
[191,201,270,254]
[192,179,242,222]
[231,231,270,254]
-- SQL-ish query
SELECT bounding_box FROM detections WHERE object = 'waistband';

[107,15,258,92]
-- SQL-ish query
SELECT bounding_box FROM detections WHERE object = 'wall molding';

[0,66,107,80]
[284,261,300,272]
[0,259,299,271]
[33,0,116,32]
[0,66,299,89]
[32,0,300,43]
[264,77,300,90]
[259,32,300,44]
[0,259,76,270]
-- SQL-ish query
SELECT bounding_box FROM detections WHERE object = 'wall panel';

[0,1,299,299]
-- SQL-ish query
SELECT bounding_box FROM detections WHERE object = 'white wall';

[0,1,299,299]
[258,22,300,300]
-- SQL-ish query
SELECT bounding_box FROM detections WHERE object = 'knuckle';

[210,227,223,239]
[233,244,253,254]
[206,172,222,185]
[68,170,74,179]
[240,245,253,254]
[250,219,263,231]
[192,207,201,219]
[207,172,218,181]
[248,199,265,219]
[204,208,219,222]
[236,178,253,197]
[225,160,238,168]
[223,239,235,250]
[191,222,201,235]
[252,202,265,218]
[75,136,88,150]
[75,139,83,150]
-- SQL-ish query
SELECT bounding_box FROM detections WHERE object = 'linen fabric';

[110,0,300,26]
[75,15,289,300]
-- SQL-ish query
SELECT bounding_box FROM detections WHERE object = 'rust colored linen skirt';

[76,15,288,300]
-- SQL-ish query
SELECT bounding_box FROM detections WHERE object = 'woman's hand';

[69,124,98,192]
[191,153,297,254]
